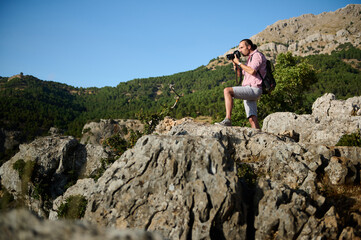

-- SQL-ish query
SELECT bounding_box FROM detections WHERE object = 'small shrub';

[120,126,128,135]
[127,129,142,148]
[103,133,128,156]
[57,195,88,219]
[13,160,36,197]
[32,180,50,201]
[82,128,92,134]
[13,159,36,180]
[336,131,361,147]
[237,163,257,186]
[13,159,26,176]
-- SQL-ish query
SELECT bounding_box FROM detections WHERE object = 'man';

[216,39,266,129]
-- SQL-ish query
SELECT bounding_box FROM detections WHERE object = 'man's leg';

[249,115,260,129]
[244,97,261,129]
[224,87,234,119]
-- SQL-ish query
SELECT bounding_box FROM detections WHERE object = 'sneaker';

[215,118,232,126]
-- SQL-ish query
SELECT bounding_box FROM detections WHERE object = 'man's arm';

[232,58,256,76]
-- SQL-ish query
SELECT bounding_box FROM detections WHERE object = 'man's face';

[239,41,251,56]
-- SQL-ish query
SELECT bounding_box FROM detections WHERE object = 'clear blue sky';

[0,0,359,88]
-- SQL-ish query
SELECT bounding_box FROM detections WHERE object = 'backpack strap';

[249,51,266,80]
[257,70,264,81]
[245,51,268,85]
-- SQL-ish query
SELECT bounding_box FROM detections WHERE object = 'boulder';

[154,116,193,135]
[312,93,361,118]
[0,135,86,217]
[83,144,110,177]
[0,135,83,198]
[49,178,96,220]
[84,134,248,240]
[324,156,357,185]
[262,93,361,145]
[0,131,120,217]
[0,209,165,240]
[81,119,144,146]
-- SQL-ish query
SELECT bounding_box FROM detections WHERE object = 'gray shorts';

[232,86,262,118]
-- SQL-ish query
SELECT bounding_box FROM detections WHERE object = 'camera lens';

[226,54,234,60]
[234,50,240,59]
[226,50,240,60]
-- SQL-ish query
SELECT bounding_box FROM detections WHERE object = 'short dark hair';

[241,39,257,50]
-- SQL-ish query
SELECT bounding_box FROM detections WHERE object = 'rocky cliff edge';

[1,93,361,240]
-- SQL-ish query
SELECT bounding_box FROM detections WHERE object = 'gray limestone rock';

[262,93,361,146]
[0,135,84,199]
[0,135,86,217]
[0,209,166,240]
[84,134,247,240]
[0,134,112,218]
[2,94,361,239]
[81,119,144,146]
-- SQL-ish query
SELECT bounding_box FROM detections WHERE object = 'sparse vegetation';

[103,133,129,156]
[336,131,361,147]
[237,163,257,186]
[92,157,116,182]
[57,195,87,219]
[13,159,27,177]
[0,186,16,210]
[13,159,36,197]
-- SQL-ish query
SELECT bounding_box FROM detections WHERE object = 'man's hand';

[232,55,241,66]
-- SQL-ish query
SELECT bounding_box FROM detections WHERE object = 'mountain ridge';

[218,4,361,62]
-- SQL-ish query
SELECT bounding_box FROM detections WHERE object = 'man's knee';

[224,87,233,96]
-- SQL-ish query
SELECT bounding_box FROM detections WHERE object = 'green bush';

[336,131,361,147]
[103,133,128,156]
[57,195,88,219]
[237,163,257,186]
[13,159,26,176]
[13,159,36,197]
[12,159,36,180]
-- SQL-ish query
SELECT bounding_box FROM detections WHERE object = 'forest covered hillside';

[1,5,361,165]
[1,43,360,140]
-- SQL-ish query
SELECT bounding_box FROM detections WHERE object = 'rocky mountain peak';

[217,4,361,63]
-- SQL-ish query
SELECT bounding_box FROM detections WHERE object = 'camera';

[226,50,241,60]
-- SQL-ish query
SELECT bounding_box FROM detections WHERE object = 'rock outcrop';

[51,95,361,239]
[1,94,361,239]
[84,133,247,239]
[0,135,86,217]
[0,209,165,240]
[81,119,144,146]
[262,93,361,145]
[0,120,145,217]
[218,4,361,62]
